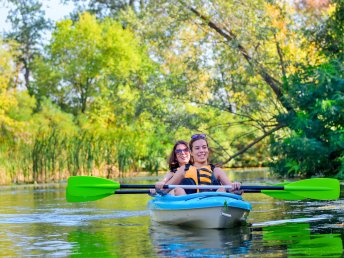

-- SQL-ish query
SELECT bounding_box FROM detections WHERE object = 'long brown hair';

[168,140,191,171]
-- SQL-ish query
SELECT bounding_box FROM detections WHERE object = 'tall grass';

[0,128,167,184]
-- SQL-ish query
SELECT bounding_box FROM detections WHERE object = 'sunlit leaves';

[0,39,25,135]
[32,98,78,136]
[35,12,144,114]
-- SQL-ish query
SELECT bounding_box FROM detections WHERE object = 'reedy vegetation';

[0,0,343,184]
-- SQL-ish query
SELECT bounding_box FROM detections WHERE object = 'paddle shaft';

[119,184,285,191]
[121,184,334,191]
[115,189,264,194]
[115,190,151,194]
[114,188,328,195]
[114,189,280,194]
[118,189,273,194]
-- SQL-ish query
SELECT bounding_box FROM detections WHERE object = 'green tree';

[315,0,344,61]
[67,0,147,17]
[117,0,344,175]
[4,0,51,95]
[270,0,344,178]
[271,60,344,177]
[33,12,145,114]
[0,38,26,136]
[119,0,306,164]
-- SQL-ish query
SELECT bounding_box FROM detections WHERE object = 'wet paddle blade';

[261,182,304,200]
[66,191,112,202]
[261,190,305,200]
[66,189,151,202]
[66,176,120,201]
[284,178,340,200]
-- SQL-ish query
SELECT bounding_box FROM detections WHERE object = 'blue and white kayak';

[148,192,252,229]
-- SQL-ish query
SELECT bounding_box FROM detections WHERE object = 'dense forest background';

[0,0,343,184]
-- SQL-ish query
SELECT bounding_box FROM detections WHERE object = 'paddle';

[67,189,152,202]
[66,176,340,202]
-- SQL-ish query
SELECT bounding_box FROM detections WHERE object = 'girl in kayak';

[166,134,241,195]
[153,140,192,195]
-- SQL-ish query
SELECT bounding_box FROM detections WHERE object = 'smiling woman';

[153,140,192,195]
[166,134,242,196]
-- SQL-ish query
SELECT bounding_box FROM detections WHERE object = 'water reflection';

[261,223,343,257]
[150,221,343,257]
[0,175,342,257]
[149,222,252,257]
[68,230,119,257]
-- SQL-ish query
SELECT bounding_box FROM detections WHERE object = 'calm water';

[0,170,343,257]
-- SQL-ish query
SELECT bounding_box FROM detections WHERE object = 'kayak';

[148,192,252,229]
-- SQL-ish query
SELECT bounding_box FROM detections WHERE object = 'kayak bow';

[148,192,252,229]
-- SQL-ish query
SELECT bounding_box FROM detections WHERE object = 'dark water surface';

[0,170,343,257]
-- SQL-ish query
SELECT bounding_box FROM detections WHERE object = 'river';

[0,169,343,257]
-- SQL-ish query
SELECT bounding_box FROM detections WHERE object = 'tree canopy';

[0,0,343,183]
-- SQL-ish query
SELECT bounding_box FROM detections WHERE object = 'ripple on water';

[0,210,149,226]
[252,214,333,227]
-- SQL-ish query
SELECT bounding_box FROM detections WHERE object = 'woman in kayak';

[166,134,241,195]
[153,140,192,195]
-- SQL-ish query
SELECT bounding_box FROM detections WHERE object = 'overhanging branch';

[220,123,286,165]
[177,2,295,113]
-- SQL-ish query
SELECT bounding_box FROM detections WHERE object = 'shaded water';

[0,170,343,257]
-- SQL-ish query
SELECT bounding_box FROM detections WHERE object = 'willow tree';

[117,0,341,174]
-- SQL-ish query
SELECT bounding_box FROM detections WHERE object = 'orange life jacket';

[184,164,220,192]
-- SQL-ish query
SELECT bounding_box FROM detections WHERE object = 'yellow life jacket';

[184,164,220,193]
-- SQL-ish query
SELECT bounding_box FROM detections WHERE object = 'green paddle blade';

[262,178,340,200]
[67,191,112,202]
[284,178,340,200]
[261,190,305,200]
[262,182,305,200]
[66,176,120,202]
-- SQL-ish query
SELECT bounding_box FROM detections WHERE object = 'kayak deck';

[148,192,252,229]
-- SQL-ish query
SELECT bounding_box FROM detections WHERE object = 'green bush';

[270,60,344,178]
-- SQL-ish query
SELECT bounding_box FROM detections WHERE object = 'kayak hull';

[148,192,251,229]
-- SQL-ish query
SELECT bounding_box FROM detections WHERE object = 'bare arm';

[165,165,186,185]
[214,167,241,190]
[155,171,174,189]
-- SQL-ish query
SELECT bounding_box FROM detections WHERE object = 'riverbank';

[0,167,271,186]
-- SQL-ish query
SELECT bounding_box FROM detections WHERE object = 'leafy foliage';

[0,0,343,183]
[32,12,145,114]
[4,0,51,93]
[271,60,344,177]
[315,0,344,61]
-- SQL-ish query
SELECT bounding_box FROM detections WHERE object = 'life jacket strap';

[185,163,191,171]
